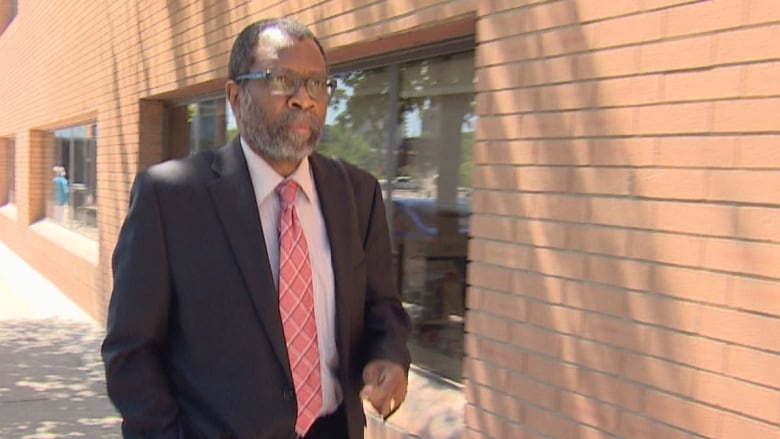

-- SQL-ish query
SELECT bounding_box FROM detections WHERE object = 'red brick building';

[0,1,778,437]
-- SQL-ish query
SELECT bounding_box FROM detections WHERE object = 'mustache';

[279,110,321,129]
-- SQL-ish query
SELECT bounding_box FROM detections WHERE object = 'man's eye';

[272,74,296,89]
[309,78,325,89]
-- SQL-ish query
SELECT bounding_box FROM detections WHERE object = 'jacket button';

[282,389,294,400]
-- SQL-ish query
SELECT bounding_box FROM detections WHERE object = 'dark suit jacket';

[102,137,411,439]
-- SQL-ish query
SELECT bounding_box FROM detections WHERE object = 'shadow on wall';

[106,0,247,185]
[162,0,239,93]
[98,1,249,316]
[469,2,703,438]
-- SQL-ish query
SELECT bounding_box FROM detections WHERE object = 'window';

[7,137,13,204]
[167,96,234,159]
[326,49,475,381]
[1,136,13,205]
[47,123,97,239]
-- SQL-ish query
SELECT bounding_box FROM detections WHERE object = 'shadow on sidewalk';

[0,317,120,438]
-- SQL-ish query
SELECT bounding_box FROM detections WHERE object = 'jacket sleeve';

[101,171,179,438]
[359,178,412,371]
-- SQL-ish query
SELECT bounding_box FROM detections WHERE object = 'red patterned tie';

[277,179,322,437]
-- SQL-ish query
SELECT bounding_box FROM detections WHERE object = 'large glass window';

[327,50,474,381]
[47,123,97,239]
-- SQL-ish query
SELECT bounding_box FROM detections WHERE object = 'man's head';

[226,18,331,165]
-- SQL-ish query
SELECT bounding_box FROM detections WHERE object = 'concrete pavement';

[0,242,121,438]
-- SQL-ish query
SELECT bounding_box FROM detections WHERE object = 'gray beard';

[238,89,322,162]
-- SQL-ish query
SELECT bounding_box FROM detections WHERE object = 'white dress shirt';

[240,139,342,416]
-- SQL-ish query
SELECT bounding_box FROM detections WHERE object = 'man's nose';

[288,83,316,110]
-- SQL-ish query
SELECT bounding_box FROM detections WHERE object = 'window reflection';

[189,99,228,154]
[167,97,234,159]
[321,68,390,180]
[327,51,474,381]
[2,137,13,205]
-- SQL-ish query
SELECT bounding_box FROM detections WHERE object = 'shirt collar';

[240,137,315,204]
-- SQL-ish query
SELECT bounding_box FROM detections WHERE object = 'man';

[102,18,411,439]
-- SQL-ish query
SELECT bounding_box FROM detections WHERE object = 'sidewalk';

[0,241,464,439]
[0,242,121,438]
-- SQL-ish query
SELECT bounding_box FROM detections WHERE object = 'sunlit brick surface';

[468,0,780,437]
[1,0,779,438]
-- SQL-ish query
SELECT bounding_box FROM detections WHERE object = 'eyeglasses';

[234,70,337,100]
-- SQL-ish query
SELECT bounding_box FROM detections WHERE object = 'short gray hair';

[228,18,327,80]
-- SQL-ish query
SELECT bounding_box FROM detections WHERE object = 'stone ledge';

[29,219,99,266]
[0,203,17,220]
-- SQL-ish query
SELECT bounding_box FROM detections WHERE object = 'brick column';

[19,130,57,225]
[139,99,166,171]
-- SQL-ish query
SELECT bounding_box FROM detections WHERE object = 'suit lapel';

[207,138,291,381]
[310,154,356,365]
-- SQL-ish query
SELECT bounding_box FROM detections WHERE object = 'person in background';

[102,17,411,439]
[52,166,69,223]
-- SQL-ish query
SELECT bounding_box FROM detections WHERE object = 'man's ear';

[225,80,241,120]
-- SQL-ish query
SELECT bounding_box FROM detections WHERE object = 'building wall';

[0,1,475,438]
[468,0,780,438]
[1,0,779,438]
[0,1,105,315]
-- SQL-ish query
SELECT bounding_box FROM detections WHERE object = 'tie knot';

[277,179,299,208]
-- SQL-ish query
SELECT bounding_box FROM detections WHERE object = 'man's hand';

[360,360,407,419]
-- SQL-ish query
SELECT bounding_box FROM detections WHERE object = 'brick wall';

[0,0,109,318]
[0,2,475,438]
[468,0,780,437]
[3,0,779,438]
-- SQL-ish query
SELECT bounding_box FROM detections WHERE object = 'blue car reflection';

[390,197,470,240]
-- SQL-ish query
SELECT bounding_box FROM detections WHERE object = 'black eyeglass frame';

[234,69,337,100]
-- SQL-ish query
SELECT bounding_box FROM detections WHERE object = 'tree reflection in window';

[324,51,475,382]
